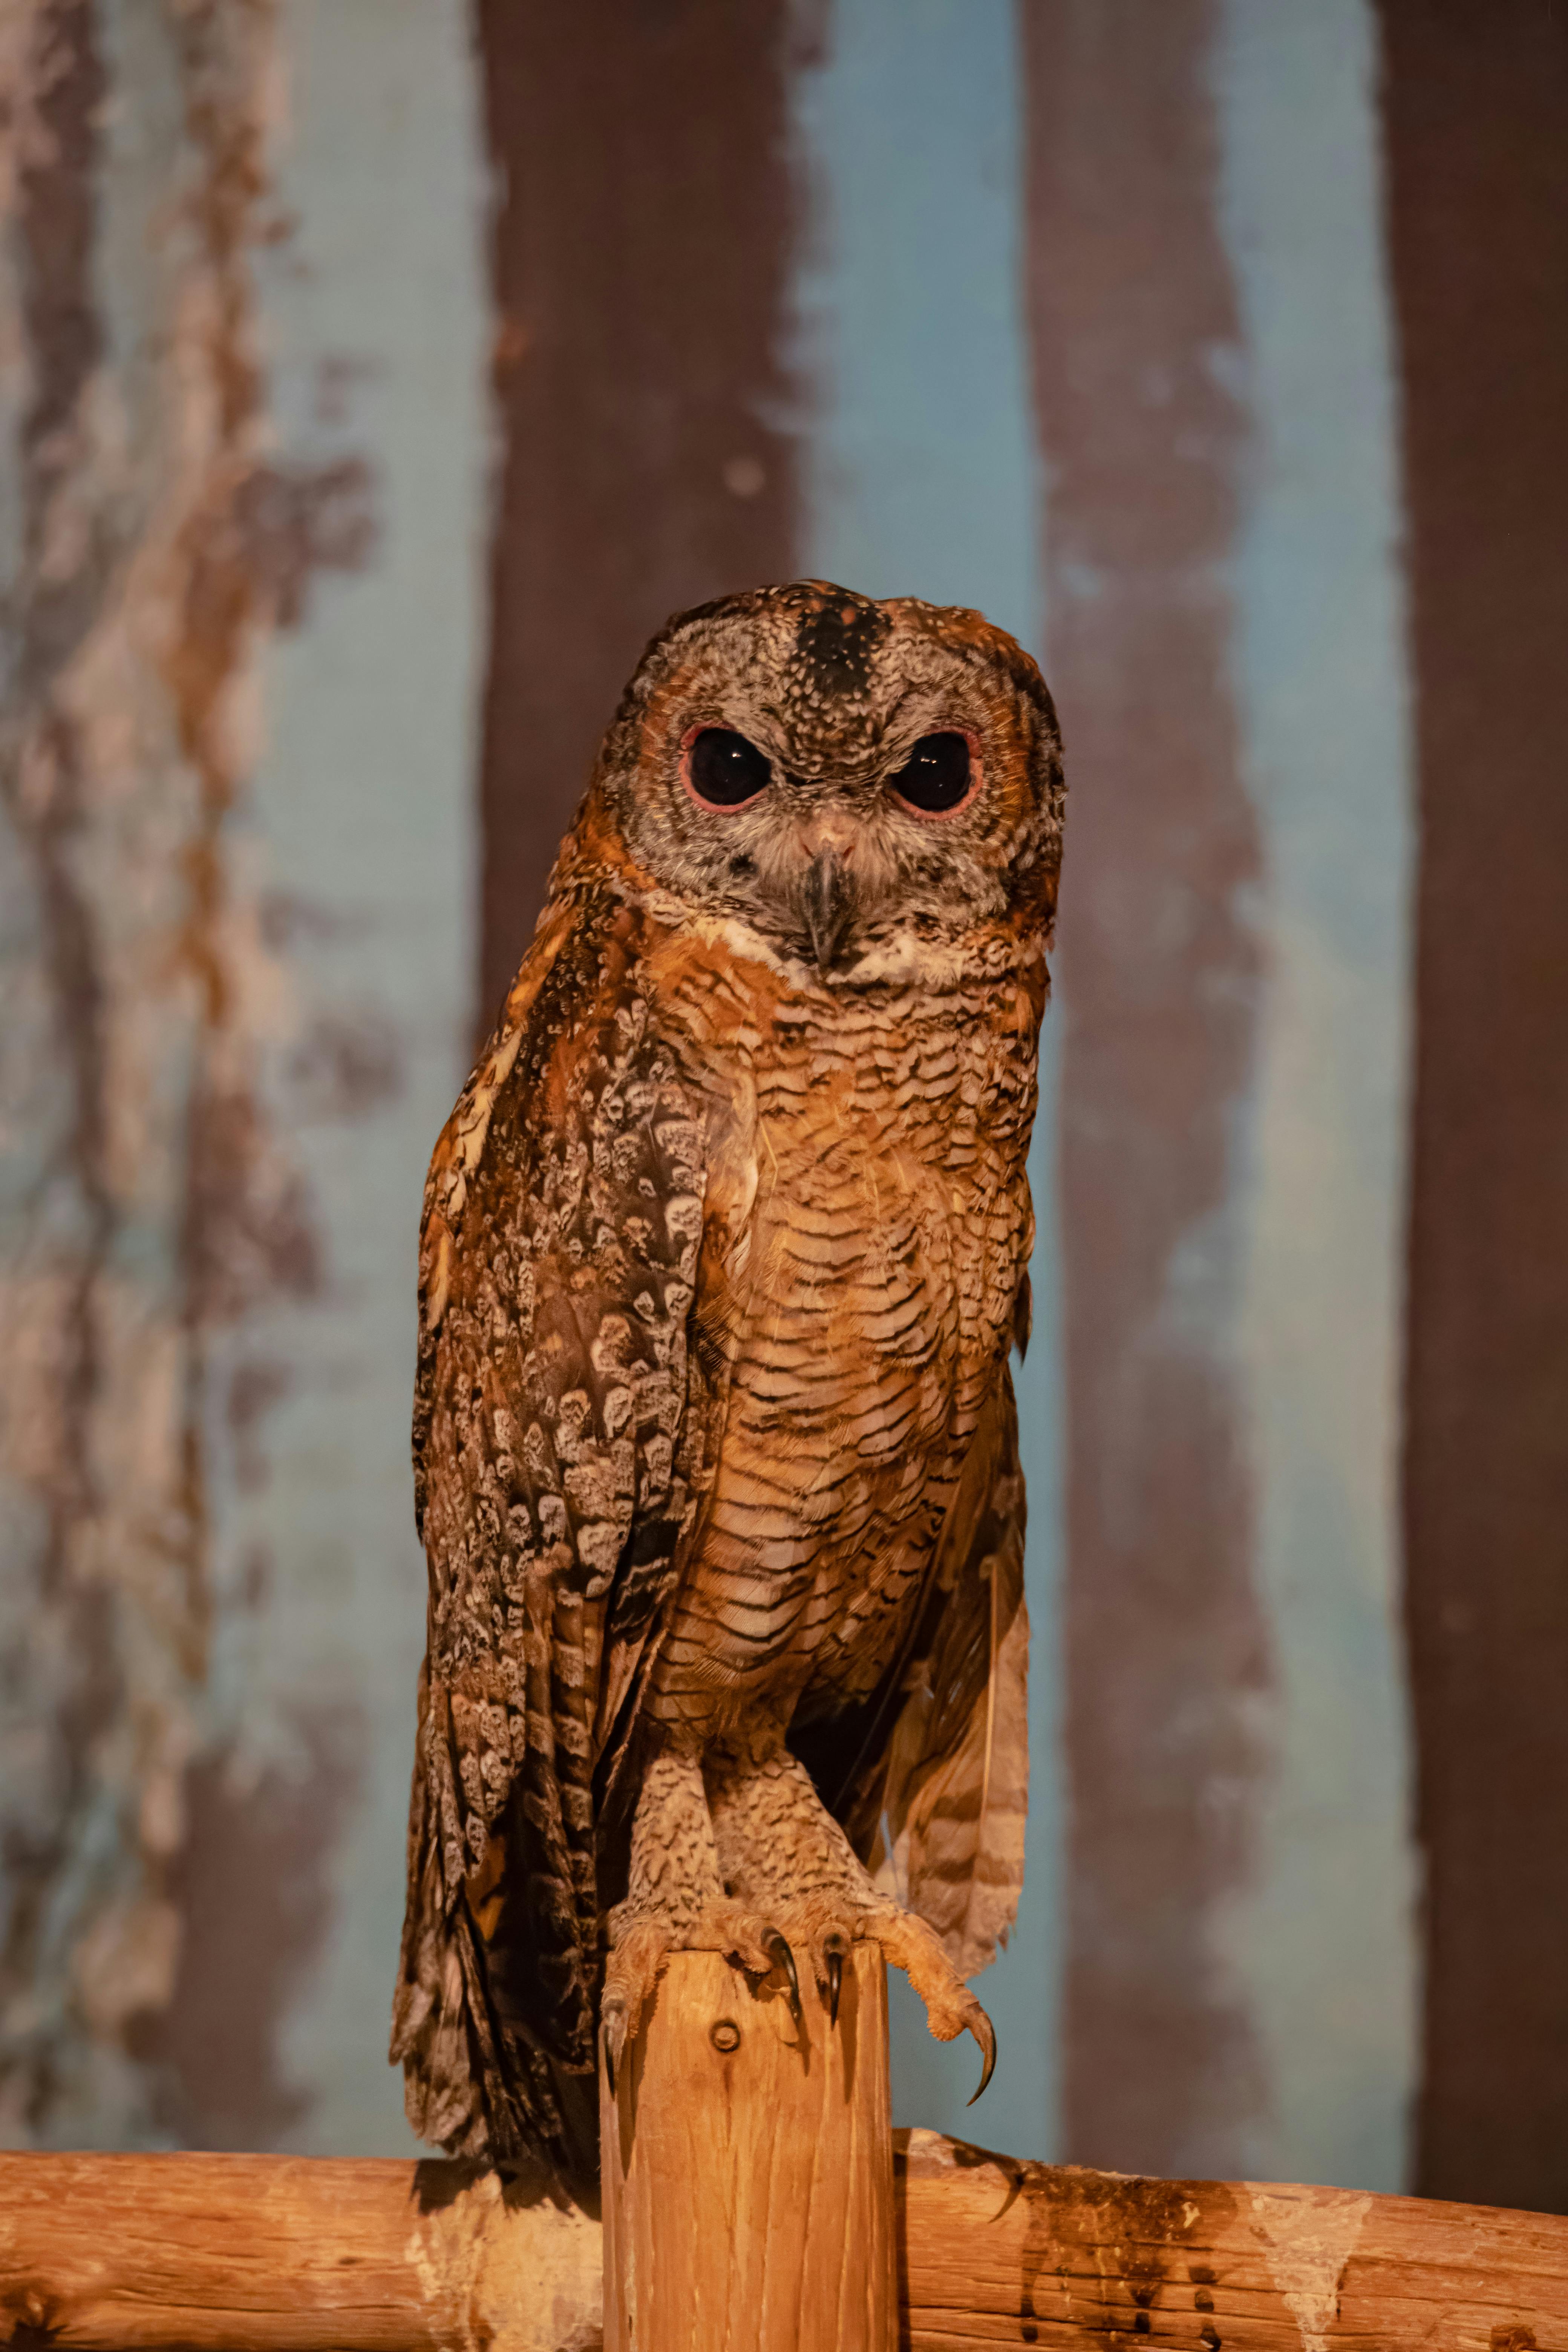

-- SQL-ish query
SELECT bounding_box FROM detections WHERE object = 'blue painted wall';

[1216,0,1417,2191]
[0,0,1425,2189]
[791,0,1417,2185]
[789,0,1064,2164]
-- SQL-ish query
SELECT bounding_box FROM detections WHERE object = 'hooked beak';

[801,847,857,974]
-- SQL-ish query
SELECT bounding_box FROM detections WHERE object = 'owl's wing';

[823,1366,1030,1981]
[390,890,726,2185]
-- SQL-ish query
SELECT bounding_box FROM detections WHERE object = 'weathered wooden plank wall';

[0,0,486,2151]
[0,0,1564,2219]
[1023,0,1272,2183]
[782,0,1060,2160]
[1377,0,1568,2214]
[471,0,801,1023]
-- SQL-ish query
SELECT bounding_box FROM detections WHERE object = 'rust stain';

[1381,0,1568,2216]
[285,1006,404,1123]
[1012,2158,1232,2345]
[1022,0,1271,2178]
[0,0,123,2144]
[0,0,378,2140]
[137,1706,362,2150]
[472,0,804,1021]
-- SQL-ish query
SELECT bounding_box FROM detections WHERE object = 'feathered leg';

[602,1743,811,2087]
[705,1725,996,2100]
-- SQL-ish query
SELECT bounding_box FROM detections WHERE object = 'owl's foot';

[600,1897,808,2092]
[603,1892,994,2099]
[702,1732,997,2098]
[707,1883,995,2100]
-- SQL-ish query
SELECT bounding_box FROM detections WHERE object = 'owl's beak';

[801,846,857,974]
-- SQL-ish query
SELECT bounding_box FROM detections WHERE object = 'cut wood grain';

[2,2128,1564,2350]
[600,1941,894,2351]
[0,2145,597,2352]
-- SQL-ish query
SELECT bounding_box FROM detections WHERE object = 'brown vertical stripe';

[1377,0,1568,2216]
[1021,0,1271,2176]
[473,0,802,1023]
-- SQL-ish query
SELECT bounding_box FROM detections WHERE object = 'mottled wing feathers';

[392,888,718,2182]
[840,1369,1029,1980]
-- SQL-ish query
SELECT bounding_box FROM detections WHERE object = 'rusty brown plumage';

[391,582,1064,2188]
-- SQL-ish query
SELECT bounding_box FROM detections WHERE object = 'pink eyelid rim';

[678,722,983,816]
[888,727,984,820]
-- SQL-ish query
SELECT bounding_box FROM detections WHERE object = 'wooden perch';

[601,1942,895,2350]
[3,2128,1567,2350]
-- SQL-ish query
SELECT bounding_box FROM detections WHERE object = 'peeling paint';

[1248,2184,1371,2351]
[787,0,1060,2164]
[0,0,377,2144]
[140,1704,361,2148]
[1217,0,1418,2193]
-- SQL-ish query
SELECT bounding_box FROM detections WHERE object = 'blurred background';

[1,0,1563,2217]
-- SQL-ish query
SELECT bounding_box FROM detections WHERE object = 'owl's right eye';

[684,727,771,810]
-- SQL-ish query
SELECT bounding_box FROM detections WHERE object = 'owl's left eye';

[887,731,975,816]
[684,727,771,809]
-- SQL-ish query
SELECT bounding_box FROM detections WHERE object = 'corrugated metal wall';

[1,0,1563,2215]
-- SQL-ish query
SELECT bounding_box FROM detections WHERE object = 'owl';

[392,581,1064,2190]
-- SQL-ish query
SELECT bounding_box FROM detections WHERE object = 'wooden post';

[600,1941,895,2351]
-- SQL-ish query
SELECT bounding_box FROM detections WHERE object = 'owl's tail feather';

[853,1371,1030,1983]
[390,1686,599,2192]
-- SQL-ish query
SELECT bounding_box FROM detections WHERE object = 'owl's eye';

[887,732,974,816]
[685,727,770,809]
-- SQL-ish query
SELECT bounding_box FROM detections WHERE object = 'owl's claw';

[600,1912,677,2099]
[853,1900,998,2100]
[967,2007,997,2104]
[822,1928,849,2026]
[602,1999,628,2099]
[763,1927,802,2025]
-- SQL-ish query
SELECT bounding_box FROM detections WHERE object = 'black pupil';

[689,727,770,806]
[890,731,971,812]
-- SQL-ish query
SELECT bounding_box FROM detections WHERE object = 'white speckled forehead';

[613,579,1059,790]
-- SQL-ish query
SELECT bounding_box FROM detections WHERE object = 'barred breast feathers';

[395,577,1063,2183]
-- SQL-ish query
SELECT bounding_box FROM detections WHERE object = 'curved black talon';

[966,2010,998,2106]
[763,1928,803,2025]
[823,1931,849,2027]
[602,1998,628,2099]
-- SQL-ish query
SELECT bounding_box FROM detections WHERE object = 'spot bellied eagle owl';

[392,581,1064,2188]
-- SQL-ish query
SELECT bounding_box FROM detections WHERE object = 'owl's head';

[574,582,1064,985]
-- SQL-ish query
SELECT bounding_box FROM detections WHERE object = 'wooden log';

[0,2146,598,2352]
[3,2129,1568,2349]
[600,1942,895,2351]
[896,2130,1568,2347]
